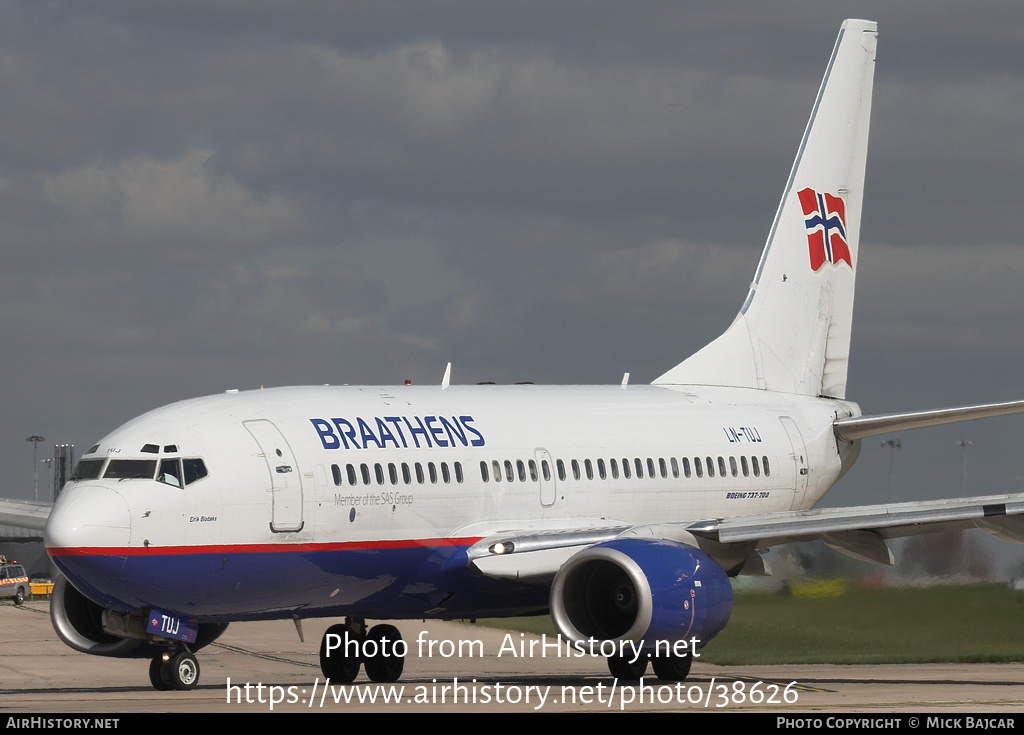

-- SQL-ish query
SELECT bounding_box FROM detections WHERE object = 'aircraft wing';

[467,492,1024,579]
[692,492,1024,564]
[0,498,53,532]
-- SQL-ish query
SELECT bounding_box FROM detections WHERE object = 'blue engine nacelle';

[549,539,732,651]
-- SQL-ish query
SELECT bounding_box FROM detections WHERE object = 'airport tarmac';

[2,600,1023,713]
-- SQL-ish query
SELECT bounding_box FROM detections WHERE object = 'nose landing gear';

[149,650,201,691]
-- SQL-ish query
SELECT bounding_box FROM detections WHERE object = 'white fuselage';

[45,383,860,620]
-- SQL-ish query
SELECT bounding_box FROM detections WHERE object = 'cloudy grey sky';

[2,2,1023,519]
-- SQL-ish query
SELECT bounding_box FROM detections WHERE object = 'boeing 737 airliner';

[3,19,1024,691]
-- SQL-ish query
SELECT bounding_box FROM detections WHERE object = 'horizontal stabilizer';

[834,399,1024,442]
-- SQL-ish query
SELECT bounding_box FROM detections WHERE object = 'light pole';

[26,434,44,502]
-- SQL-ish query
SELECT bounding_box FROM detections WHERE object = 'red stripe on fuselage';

[47,536,483,557]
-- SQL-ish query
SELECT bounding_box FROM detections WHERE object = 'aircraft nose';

[44,484,131,551]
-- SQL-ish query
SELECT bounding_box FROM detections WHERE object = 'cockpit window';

[70,459,105,481]
[182,459,208,485]
[157,458,209,487]
[104,459,157,480]
[158,458,182,487]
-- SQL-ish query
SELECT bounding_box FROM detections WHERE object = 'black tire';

[168,652,200,690]
[149,656,173,691]
[13,588,24,606]
[652,652,692,681]
[320,623,361,683]
[607,653,648,680]
[363,624,405,683]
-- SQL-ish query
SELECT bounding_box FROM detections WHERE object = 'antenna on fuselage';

[441,362,452,390]
[621,372,630,389]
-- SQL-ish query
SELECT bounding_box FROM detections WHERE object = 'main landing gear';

[149,649,201,691]
[606,651,692,681]
[319,617,406,683]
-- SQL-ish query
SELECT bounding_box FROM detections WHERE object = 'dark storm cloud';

[0,2,1022,521]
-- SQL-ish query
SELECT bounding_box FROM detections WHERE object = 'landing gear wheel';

[363,624,405,683]
[652,652,692,681]
[149,655,173,691]
[320,623,361,683]
[607,653,648,680]
[13,588,24,606]
[168,652,200,690]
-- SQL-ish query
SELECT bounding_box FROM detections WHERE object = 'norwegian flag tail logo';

[798,188,852,271]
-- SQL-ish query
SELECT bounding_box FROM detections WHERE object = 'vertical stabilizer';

[654,20,876,398]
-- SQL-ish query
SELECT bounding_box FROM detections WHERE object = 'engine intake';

[51,575,145,657]
[550,539,732,650]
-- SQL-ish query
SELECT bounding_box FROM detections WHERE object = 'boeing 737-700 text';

[3,19,1024,691]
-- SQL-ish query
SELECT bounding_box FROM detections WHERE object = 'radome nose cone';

[45,485,131,550]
